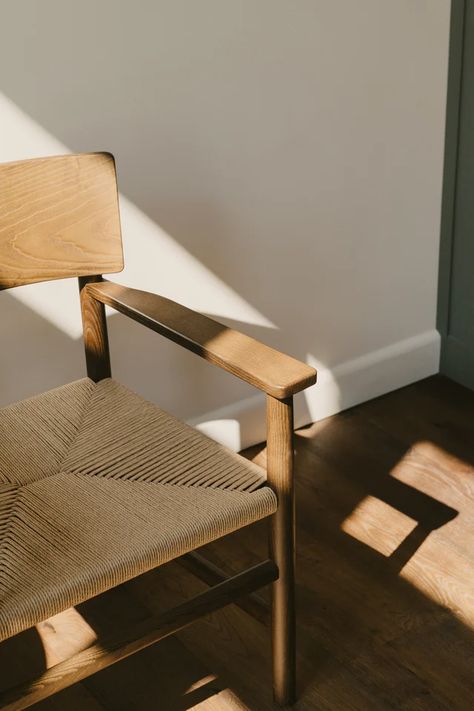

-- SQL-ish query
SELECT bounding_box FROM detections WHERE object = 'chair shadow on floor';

[132,378,472,710]
[0,291,473,709]
[0,588,225,711]
[0,377,473,710]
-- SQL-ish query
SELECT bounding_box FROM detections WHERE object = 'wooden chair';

[0,153,316,709]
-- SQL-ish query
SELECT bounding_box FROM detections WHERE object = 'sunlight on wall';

[0,92,275,341]
[2,88,436,451]
[0,91,309,448]
[190,392,267,451]
[0,0,448,450]
[304,353,340,422]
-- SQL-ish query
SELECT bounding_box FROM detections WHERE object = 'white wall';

[0,1,450,449]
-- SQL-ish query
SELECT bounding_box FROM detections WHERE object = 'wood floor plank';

[83,636,224,711]
[1,375,472,710]
[32,684,106,711]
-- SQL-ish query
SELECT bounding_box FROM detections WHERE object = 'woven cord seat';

[0,153,317,706]
[0,378,277,641]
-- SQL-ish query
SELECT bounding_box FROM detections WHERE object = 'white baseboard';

[189,329,441,451]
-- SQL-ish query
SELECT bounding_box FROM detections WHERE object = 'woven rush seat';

[0,152,317,705]
[0,378,277,641]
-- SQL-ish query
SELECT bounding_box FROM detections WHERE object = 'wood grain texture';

[0,153,123,289]
[78,276,111,381]
[86,280,317,398]
[0,561,277,710]
[266,396,296,705]
[0,376,472,710]
[128,375,474,711]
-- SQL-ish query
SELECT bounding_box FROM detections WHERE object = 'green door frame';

[437,0,474,388]
[437,0,465,341]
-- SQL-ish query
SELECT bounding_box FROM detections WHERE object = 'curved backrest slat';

[0,153,123,290]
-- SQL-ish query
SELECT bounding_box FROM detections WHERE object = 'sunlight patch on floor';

[188,687,250,710]
[390,440,474,497]
[340,440,474,629]
[341,494,417,558]
[36,607,97,668]
[184,674,218,695]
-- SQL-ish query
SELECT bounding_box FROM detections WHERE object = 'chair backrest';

[0,153,123,290]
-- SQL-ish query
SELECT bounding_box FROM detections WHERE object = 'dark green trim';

[437,0,466,341]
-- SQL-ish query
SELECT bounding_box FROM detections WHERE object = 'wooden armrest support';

[85,280,316,398]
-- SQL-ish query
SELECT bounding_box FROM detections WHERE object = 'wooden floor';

[1,375,473,710]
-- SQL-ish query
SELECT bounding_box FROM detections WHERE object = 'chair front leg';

[266,395,296,706]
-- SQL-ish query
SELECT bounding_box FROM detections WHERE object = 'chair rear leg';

[266,395,296,705]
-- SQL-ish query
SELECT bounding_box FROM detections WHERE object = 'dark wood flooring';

[2,375,473,710]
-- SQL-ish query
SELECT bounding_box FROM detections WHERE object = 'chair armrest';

[85,280,317,399]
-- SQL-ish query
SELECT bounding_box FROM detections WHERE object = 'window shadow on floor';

[142,376,472,710]
[0,305,472,709]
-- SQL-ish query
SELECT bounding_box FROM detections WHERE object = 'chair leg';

[270,509,296,705]
[266,395,296,705]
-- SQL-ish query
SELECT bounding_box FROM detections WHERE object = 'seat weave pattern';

[0,379,276,641]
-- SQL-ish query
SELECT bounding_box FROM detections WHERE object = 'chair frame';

[78,274,303,706]
[0,154,316,709]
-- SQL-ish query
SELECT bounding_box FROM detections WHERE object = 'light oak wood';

[85,280,317,398]
[266,395,296,705]
[1,376,472,710]
[0,152,316,709]
[0,153,123,290]
[78,276,111,381]
[0,561,277,710]
[125,375,472,711]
